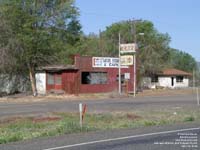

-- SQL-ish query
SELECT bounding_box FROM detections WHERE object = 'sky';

[75,0,200,62]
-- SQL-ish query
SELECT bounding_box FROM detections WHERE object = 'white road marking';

[43,127,200,150]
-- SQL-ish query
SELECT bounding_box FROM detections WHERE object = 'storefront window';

[82,72,107,84]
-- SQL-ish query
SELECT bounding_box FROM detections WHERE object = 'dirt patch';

[126,113,142,120]
[0,116,24,124]
[32,116,61,123]
[0,88,195,103]
[137,88,194,97]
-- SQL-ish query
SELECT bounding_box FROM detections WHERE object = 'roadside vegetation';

[0,108,200,144]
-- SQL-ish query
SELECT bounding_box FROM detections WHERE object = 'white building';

[143,68,192,89]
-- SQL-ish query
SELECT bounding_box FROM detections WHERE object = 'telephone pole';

[131,19,140,97]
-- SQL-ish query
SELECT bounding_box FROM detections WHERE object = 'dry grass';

[0,107,200,144]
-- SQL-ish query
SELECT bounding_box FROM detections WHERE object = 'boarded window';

[81,72,107,84]
[47,73,54,85]
[176,76,183,83]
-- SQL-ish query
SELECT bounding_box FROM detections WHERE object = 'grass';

[0,108,200,144]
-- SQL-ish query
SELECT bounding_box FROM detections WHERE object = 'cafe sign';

[120,55,133,66]
[92,57,128,68]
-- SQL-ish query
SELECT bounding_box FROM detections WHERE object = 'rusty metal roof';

[38,65,78,71]
[159,68,192,76]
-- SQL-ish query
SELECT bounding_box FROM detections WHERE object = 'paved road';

[0,123,199,150]
[0,94,198,117]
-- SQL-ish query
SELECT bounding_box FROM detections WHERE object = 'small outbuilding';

[36,55,135,94]
[143,68,192,89]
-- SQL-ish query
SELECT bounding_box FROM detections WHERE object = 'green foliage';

[0,0,82,73]
[78,20,196,76]
[184,116,195,122]
[78,20,172,75]
[168,48,197,72]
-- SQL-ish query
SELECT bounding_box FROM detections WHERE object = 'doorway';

[171,77,174,86]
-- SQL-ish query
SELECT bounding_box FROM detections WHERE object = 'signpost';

[118,33,121,95]
[119,42,137,97]
[197,87,199,106]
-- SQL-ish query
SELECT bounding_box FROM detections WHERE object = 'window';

[176,76,183,83]
[55,75,62,85]
[47,73,62,85]
[151,76,158,83]
[116,74,125,84]
[47,73,54,85]
[81,72,107,84]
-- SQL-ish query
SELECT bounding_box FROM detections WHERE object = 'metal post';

[133,20,137,97]
[118,33,121,95]
[197,87,199,106]
[79,103,83,128]
[133,54,136,97]
[193,69,195,92]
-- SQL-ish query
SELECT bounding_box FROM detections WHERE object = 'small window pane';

[176,76,183,83]
[47,73,54,85]
[151,76,158,83]
[55,75,62,85]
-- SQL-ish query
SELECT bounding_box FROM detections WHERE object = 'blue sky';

[76,0,200,61]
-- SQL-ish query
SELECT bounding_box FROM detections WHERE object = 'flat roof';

[37,65,78,72]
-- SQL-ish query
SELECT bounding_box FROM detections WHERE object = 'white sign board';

[124,73,130,80]
[120,55,133,66]
[120,43,137,53]
[92,57,128,68]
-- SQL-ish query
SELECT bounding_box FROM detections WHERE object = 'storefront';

[36,55,135,94]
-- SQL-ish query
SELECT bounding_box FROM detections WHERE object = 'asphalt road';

[0,94,198,117]
[0,123,199,150]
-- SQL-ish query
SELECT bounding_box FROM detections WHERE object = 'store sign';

[92,57,128,68]
[120,55,133,66]
[120,43,137,53]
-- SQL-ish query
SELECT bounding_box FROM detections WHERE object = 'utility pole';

[131,19,137,97]
[131,19,143,97]
[193,69,196,92]
[197,87,199,106]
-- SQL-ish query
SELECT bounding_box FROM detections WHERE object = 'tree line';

[0,0,197,95]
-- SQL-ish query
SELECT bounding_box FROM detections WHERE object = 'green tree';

[100,20,171,75]
[0,0,81,95]
[168,48,196,72]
